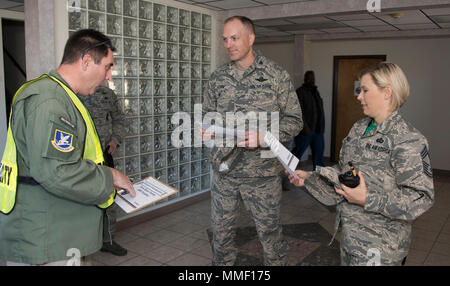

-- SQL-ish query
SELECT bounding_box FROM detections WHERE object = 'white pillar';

[24,0,57,80]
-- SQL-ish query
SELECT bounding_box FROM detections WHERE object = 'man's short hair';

[61,29,116,65]
[224,16,255,35]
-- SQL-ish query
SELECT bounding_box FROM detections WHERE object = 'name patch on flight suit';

[59,116,75,129]
[51,129,75,152]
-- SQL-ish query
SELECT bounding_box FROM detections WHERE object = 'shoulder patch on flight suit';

[51,129,75,152]
[43,112,80,161]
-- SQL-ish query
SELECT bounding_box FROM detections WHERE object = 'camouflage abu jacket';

[78,86,125,149]
[304,110,434,264]
[203,51,303,178]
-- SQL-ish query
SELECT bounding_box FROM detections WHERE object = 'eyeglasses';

[81,40,113,59]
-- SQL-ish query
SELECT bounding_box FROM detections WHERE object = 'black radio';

[338,162,360,188]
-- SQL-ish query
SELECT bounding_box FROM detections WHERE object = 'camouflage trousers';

[210,174,289,266]
[102,203,120,243]
[338,218,408,266]
[340,246,405,266]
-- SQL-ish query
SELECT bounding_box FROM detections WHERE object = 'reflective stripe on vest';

[0,74,115,214]
[0,126,18,214]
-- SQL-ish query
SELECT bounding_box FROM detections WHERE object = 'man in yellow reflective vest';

[0,29,135,265]
[78,85,128,256]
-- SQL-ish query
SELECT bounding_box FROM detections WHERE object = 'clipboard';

[115,176,178,214]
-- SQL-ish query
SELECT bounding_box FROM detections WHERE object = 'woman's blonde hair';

[359,62,410,110]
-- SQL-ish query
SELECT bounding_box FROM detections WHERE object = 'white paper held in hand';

[199,122,246,137]
[263,131,299,179]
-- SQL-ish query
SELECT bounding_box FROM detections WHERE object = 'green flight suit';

[0,70,114,265]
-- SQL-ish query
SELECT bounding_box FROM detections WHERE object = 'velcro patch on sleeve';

[421,145,433,179]
[51,129,75,152]
[43,114,81,162]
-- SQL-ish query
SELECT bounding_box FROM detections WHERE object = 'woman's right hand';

[286,170,312,187]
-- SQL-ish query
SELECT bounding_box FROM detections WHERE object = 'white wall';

[256,37,450,171]
[254,42,296,82]
[254,41,309,160]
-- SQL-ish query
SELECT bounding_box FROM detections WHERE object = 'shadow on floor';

[207,222,340,266]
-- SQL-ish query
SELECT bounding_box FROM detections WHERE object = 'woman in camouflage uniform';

[288,63,434,266]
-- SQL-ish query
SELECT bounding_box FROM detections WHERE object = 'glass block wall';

[67,0,212,210]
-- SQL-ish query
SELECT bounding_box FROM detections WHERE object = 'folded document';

[264,132,299,179]
[199,123,246,137]
[115,177,178,214]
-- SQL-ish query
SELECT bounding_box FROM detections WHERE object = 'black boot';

[101,240,127,256]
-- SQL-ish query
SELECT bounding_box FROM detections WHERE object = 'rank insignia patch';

[421,145,432,179]
[51,129,75,152]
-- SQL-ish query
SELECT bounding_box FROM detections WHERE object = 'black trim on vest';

[17,176,40,185]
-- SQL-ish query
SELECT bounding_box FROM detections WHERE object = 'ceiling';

[176,0,316,10]
[1,0,450,40]
[177,0,450,40]
[252,7,450,39]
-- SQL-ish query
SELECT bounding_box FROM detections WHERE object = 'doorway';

[2,18,26,122]
[330,55,386,162]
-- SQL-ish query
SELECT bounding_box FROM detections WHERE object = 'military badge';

[255,76,268,82]
[51,129,75,152]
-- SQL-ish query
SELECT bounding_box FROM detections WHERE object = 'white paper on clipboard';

[115,177,178,214]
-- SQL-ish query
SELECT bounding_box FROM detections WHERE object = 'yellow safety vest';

[0,74,115,214]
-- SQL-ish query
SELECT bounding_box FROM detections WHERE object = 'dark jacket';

[296,83,324,135]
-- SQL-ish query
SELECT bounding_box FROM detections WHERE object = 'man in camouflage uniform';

[78,84,127,256]
[202,16,303,266]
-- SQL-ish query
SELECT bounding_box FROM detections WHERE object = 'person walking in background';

[78,84,128,256]
[292,70,325,170]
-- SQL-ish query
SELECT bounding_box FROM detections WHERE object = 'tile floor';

[0,161,448,266]
[88,162,450,266]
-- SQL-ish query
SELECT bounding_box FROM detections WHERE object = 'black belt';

[17,176,40,185]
